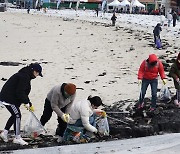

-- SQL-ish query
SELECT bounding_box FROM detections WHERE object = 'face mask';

[64,91,71,99]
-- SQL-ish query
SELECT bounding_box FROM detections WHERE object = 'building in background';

[5,0,180,11]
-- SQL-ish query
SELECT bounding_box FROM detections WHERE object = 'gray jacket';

[47,84,76,117]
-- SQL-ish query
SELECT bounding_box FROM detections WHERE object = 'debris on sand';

[1,97,180,151]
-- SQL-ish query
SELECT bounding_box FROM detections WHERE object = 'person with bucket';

[153,23,162,48]
[137,54,167,111]
[169,53,180,107]
[0,63,43,145]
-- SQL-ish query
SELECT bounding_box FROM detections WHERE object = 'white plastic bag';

[96,117,110,136]
[0,101,5,108]
[159,86,171,102]
[23,112,44,137]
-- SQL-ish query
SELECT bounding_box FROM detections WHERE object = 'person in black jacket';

[172,11,178,27]
[111,12,117,26]
[27,1,30,14]
[153,23,162,45]
[0,63,43,145]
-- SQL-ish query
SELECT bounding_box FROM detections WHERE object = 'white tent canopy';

[107,0,121,7]
[119,0,130,6]
[131,0,145,8]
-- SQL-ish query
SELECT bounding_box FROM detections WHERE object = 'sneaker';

[57,136,63,143]
[138,102,144,109]
[0,131,8,142]
[13,137,28,145]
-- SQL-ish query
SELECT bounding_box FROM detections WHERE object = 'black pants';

[5,104,21,136]
[173,19,176,27]
[40,98,67,137]
[112,20,115,26]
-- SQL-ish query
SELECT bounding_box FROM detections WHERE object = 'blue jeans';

[176,90,180,101]
[139,79,158,108]
[72,114,96,128]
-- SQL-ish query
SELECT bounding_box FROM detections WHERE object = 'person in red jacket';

[137,54,167,111]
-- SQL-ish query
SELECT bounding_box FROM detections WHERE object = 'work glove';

[24,104,35,112]
[61,113,70,123]
[96,110,107,117]
[101,111,107,118]
[29,105,35,112]
[138,79,142,86]
[162,79,167,85]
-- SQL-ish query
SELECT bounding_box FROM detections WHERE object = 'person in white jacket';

[68,96,105,134]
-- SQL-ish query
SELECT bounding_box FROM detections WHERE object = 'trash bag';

[23,112,44,138]
[158,86,171,102]
[96,117,109,136]
[156,38,161,49]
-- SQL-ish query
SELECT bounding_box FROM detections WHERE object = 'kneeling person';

[67,96,105,138]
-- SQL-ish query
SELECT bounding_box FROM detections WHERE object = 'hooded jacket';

[153,24,162,36]
[0,66,34,107]
[68,99,97,133]
[169,53,180,89]
[138,54,166,80]
[47,83,76,118]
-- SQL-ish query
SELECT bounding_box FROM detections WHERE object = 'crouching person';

[64,96,105,142]
[40,83,76,143]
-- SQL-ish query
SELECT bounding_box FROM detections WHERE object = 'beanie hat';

[31,63,43,77]
[64,83,76,95]
[88,96,103,107]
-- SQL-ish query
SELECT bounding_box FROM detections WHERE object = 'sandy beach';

[0,8,179,134]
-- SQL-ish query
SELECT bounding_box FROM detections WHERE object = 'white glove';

[138,79,142,86]
[61,114,70,123]
[176,78,180,84]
